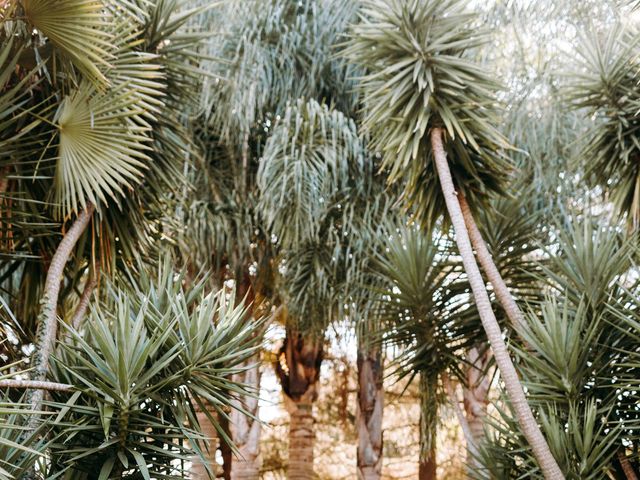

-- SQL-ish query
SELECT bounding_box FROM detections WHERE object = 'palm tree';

[567,21,640,227]
[372,224,481,479]
[258,97,370,479]
[191,2,365,477]
[475,215,640,479]
[345,1,564,477]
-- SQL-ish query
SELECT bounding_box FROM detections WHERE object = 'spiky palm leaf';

[344,0,512,227]
[567,22,640,226]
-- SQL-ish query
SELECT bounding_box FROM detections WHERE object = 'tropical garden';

[1,0,640,479]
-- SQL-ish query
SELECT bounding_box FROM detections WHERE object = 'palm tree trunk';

[443,375,477,463]
[70,261,99,331]
[191,404,219,479]
[618,451,639,480]
[230,359,262,480]
[419,373,438,480]
[28,203,95,415]
[274,328,322,480]
[458,194,526,332]
[463,347,491,448]
[356,346,384,480]
[430,127,564,480]
[285,391,316,480]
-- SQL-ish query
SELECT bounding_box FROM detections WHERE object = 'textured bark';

[618,451,639,480]
[419,373,438,480]
[0,379,73,391]
[459,195,526,332]
[443,375,477,462]
[286,392,316,480]
[356,347,384,480]
[431,128,564,480]
[230,359,262,480]
[28,204,95,415]
[463,347,491,448]
[70,261,99,331]
[191,404,219,479]
[274,328,322,480]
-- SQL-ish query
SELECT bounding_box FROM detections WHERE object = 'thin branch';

[70,261,99,331]
[0,379,73,392]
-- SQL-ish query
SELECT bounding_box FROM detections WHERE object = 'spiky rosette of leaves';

[567,22,640,226]
[344,0,512,227]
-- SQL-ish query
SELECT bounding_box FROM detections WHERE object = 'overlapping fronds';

[45,259,263,478]
[22,0,114,86]
[372,226,480,379]
[258,98,363,249]
[344,0,512,227]
[567,22,640,226]
[201,0,359,141]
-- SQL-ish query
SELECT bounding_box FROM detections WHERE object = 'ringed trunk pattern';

[274,328,323,480]
[230,359,262,480]
[356,347,384,480]
[459,194,526,332]
[430,127,564,479]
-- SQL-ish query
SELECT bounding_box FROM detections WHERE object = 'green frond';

[258,98,363,249]
[22,0,114,86]
[53,83,152,216]
[344,0,513,227]
[567,22,640,226]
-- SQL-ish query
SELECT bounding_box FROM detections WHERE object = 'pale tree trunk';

[356,347,384,480]
[274,327,322,480]
[443,375,477,464]
[418,373,437,480]
[191,404,219,479]
[27,204,95,416]
[230,359,262,480]
[430,128,564,479]
[458,195,526,332]
[463,347,491,451]
[227,276,263,480]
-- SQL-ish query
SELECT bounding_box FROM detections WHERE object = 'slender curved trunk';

[191,404,219,479]
[274,327,322,480]
[430,128,564,479]
[463,347,491,449]
[443,375,477,463]
[28,204,95,414]
[458,195,526,332]
[70,261,99,331]
[230,360,262,480]
[418,373,437,480]
[356,346,384,480]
